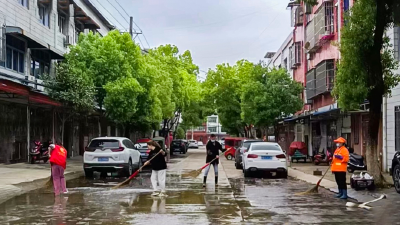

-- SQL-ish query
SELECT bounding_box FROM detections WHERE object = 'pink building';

[275,0,364,156]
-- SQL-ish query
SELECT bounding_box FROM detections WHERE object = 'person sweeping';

[203,134,223,187]
[144,140,167,197]
[331,137,350,199]
[49,142,68,196]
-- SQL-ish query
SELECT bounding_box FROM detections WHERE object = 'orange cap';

[334,137,346,144]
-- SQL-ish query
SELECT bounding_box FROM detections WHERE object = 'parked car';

[390,151,400,193]
[182,139,189,150]
[171,140,187,154]
[198,141,204,146]
[134,142,149,162]
[224,137,245,160]
[188,140,199,149]
[235,139,265,169]
[242,142,287,178]
[83,137,142,178]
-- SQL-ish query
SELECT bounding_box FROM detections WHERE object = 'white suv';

[83,137,142,177]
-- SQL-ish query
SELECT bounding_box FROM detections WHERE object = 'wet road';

[0,151,381,224]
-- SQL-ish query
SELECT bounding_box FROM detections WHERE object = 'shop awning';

[0,79,61,107]
[312,108,340,116]
[284,114,310,123]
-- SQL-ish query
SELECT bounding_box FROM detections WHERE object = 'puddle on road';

[0,170,378,225]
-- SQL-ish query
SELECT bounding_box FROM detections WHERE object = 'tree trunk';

[366,92,384,184]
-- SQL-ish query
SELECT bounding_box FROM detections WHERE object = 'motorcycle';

[313,149,333,165]
[30,140,50,164]
[347,147,367,173]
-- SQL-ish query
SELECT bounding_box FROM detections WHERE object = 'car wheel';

[84,169,94,178]
[226,154,233,160]
[278,171,288,179]
[314,161,320,165]
[393,164,400,193]
[136,157,143,171]
[124,159,133,177]
[244,169,251,178]
[30,157,35,164]
[43,158,48,164]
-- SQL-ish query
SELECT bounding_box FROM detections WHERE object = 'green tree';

[331,0,400,183]
[241,64,303,135]
[175,126,186,139]
[203,60,254,136]
[42,56,96,144]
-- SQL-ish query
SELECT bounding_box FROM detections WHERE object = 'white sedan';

[188,140,199,148]
[83,137,142,178]
[242,142,287,178]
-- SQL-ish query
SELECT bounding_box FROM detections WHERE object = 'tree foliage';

[332,0,400,183]
[175,126,186,139]
[241,64,303,129]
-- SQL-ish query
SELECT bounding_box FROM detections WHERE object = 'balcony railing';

[305,2,335,53]
[315,59,335,95]
[306,69,316,100]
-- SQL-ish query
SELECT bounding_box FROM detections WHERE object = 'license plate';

[98,157,109,162]
[261,156,272,160]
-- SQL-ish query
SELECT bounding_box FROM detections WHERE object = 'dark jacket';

[147,146,167,171]
[206,140,223,164]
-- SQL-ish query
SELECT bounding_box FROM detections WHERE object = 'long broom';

[112,151,163,189]
[295,165,331,195]
[182,156,220,178]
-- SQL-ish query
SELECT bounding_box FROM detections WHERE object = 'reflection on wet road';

[0,167,377,225]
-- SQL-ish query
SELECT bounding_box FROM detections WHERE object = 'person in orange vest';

[331,137,350,199]
[49,143,68,196]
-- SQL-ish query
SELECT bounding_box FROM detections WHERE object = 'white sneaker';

[63,189,69,194]
[151,192,159,196]
[158,192,168,197]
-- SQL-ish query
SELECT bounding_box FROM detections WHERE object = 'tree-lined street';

[0,148,384,224]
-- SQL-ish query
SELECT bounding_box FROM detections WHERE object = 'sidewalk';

[0,156,84,204]
[288,162,394,203]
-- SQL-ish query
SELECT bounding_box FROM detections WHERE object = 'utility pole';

[129,16,133,37]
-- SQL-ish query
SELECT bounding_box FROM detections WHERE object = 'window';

[306,69,316,99]
[394,27,400,61]
[30,50,50,78]
[39,4,50,27]
[294,42,302,65]
[18,0,28,8]
[123,139,135,149]
[251,144,282,151]
[58,15,67,35]
[225,140,234,147]
[343,0,350,12]
[208,127,217,133]
[295,6,304,26]
[88,139,119,148]
[396,106,400,151]
[1,36,25,73]
[315,59,335,95]
[208,117,217,123]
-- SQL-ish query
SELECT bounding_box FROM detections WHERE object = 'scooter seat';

[351,154,363,160]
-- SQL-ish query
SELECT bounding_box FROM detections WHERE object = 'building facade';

[271,0,362,157]
[0,0,113,163]
[382,26,400,172]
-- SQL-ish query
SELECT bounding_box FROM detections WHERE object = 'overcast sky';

[90,0,292,76]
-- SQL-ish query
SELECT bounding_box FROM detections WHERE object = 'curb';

[0,170,84,205]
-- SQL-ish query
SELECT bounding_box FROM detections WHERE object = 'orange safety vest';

[331,146,349,172]
[50,145,67,169]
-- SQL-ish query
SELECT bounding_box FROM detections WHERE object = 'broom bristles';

[44,176,53,188]
[112,170,140,189]
[182,169,202,178]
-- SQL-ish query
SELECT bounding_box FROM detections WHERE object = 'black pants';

[334,172,347,190]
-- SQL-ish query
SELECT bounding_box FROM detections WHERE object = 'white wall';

[383,26,400,172]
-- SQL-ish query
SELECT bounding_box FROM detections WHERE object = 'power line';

[106,0,134,31]
[137,35,144,48]
[142,34,151,48]
[91,0,128,30]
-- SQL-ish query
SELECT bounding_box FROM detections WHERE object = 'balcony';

[315,59,335,95]
[304,2,335,53]
[306,69,316,100]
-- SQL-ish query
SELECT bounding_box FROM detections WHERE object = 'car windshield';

[89,139,119,148]
[190,141,196,143]
[251,144,281,151]
[243,141,262,148]
[172,141,181,146]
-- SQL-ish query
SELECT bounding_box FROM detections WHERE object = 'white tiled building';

[207,115,226,138]
[382,26,400,172]
[265,32,294,79]
[0,0,113,88]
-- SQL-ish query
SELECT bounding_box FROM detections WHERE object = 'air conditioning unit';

[25,75,36,88]
[63,35,71,47]
[36,85,45,92]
